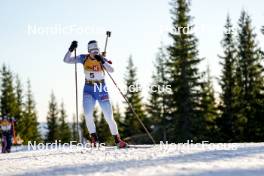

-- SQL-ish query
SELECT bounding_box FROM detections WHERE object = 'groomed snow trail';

[0,143,264,176]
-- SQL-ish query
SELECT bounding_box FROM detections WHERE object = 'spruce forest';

[1,0,264,144]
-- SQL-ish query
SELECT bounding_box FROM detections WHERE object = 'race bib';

[90,73,95,78]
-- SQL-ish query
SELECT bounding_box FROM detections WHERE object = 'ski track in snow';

[0,143,264,176]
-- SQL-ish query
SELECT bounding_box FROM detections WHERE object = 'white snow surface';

[1,143,264,176]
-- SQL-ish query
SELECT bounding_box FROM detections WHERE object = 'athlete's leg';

[98,99,118,135]
[6,132,12,153]
[99,99,127,147]
[1,133,7,153]
[83,92,96,134]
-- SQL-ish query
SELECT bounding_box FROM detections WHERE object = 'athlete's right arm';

[63,51,84,64]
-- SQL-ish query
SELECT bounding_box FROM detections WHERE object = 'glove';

[101,52,106,57]
[69,41,78,52]
[94,55,105,64]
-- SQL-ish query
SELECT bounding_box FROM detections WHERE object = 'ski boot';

[90,133,98,148]
[113,135,128,148]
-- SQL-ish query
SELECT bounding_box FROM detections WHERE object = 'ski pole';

[102,31,156,144]
[74,48,81,142]
[104,31,111,53]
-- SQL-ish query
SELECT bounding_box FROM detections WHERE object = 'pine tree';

[80,113,89,142]
[199,66,218,141]
[123,56,147,140]
[22,80,41,143]
[0,65,16,117]
[146,47,170,141]
[46,92,60,143]
[0,66,23,143]
[58,102,71,143]
[167,0,203,142]
[235,11,264,141]
[218,16,237,142]
[261,26,264,35]
[14,75,24,138]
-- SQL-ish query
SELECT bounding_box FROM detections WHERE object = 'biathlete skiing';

[63,40,127,148]
[0,115,16,153]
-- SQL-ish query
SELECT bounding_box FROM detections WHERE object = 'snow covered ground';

[1,143,264,176]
